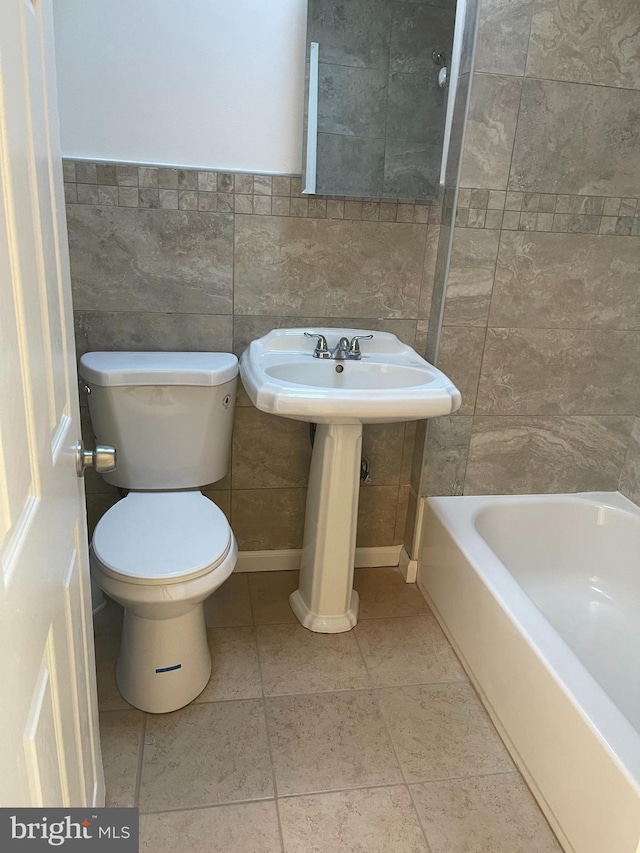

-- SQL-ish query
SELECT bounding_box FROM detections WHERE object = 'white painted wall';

[53,0,307,174]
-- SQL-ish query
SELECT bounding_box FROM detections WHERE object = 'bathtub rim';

[424,490,640,794]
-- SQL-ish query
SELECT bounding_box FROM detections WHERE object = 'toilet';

[79,351,238,714]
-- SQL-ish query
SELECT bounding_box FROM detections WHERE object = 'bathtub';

[419,491,640,853]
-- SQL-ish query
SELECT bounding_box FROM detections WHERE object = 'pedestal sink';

[240,328,461,632]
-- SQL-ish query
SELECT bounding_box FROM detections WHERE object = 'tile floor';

[95,567,563,852]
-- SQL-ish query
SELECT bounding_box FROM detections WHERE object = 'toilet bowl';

[79,351,239,713]
[91,491,237,713]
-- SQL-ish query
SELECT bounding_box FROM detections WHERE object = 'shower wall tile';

[526,0,640,90]
[234,216,424,318]
[308,0,393,70]
[459,74,522,189]
[231,489,307,551]
[489,232,640,329]
[67,205,233,314]
[437,326,486,416]
[318,65,388,138]
[474,0,534,76]
[386,73,446,145]
[232,408,312,490]
[74,311,233,357]
[390,2,455,74]
[316,134,385,197]
[509,79,640,196]
[383,140,440,200]
[620,418,640,506]
[464,416,633,494]
[442,228,500,326]
[422,416,473,497]
[357,486,400,547]
[476,328,640,416]
[362,423,406,486]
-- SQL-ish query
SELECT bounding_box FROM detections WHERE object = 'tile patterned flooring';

[94,568,562,852]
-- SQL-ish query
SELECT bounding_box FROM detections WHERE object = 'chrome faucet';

[305,332,373,360]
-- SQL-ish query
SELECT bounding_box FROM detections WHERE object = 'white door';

[0,0,104,807]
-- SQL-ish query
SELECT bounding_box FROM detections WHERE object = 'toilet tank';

[79,352,238,489]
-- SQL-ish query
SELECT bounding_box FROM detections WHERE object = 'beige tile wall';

[420,0,640,502]
[66,168,438,550]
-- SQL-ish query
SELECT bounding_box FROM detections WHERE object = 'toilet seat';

[92,491,231,585]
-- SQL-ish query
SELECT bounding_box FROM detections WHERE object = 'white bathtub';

[419,491,640,853]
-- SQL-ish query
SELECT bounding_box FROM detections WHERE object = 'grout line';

[353,627,434,852]
[133,713,148,808]
[137,767,524,817]
[252,615,286,853]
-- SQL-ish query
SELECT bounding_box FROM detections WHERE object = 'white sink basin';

[240,328,461,424]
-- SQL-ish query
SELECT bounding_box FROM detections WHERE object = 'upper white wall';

[53,0,307,174]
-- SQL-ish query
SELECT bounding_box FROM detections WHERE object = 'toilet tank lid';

[79,351,238,387]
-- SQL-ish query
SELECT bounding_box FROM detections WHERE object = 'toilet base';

[116,604,211,713]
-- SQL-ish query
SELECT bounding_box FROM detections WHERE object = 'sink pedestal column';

[290,423,362,633]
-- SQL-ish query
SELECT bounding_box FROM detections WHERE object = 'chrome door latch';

[75,440,117,477]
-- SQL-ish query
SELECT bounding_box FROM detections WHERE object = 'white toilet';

[79,351,238,714]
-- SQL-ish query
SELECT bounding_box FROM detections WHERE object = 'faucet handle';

[304,331,330,358]
[348,334,373,355]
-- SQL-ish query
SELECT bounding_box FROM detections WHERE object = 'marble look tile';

[418,226,439,318]
[232,488,307,550]
[140,802,282,853]
[354,567,427,619]
[394,484,412,545]
[489,233,640,329]
[362,424,405,485]
[355,615,465,687]
[232,406,311,489]
[233,316,418,358]
[411,774,562,853]
[442,228,500,326]
[476,329,640,415]
[67,206,233,314]
[94,633,131,711]
[74,310,233,357]
[234,217,424,319]
[316,134,385,197]
[387,72,446,144]
[378,683,513,781]
[464,415,632,494]
[390,3,455,74]
[421,415,473,497]
[267,691,402,795]
[75,162,97,184]
[474,0,534,75]
[279,787,429,853]
[139,700,272,811]
[193,627,261,703]
[116,187,138,207]
[383,140,440,201]
[526,0,640,90]
[308,0,393,70]
[620,418,640,506]
[460,75,522,189]
[257,623,370,695]
[318,65,388,138]
[100,710,144,807]
[248,570,299,625]
[437,326,486,414]
[357,485,400,547]
[203,573,253,628]
[509,79,640,196]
